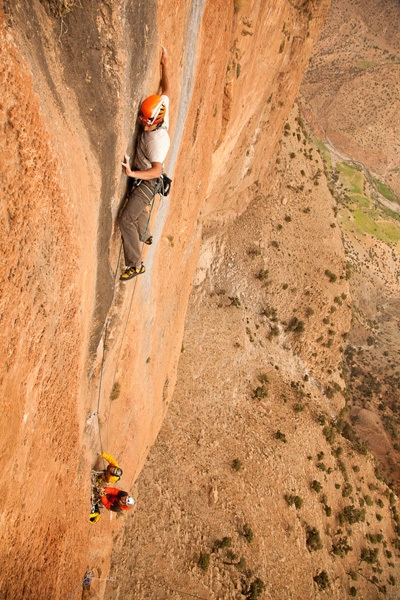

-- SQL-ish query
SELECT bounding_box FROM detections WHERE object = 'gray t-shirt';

[136,95,170,170]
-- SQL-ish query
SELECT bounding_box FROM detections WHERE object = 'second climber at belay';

[119,46,171,281]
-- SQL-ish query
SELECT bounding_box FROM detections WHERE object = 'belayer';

[100,487,135,512]
[119,46,171,281]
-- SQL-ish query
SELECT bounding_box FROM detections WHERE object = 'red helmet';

[139,95,166,126]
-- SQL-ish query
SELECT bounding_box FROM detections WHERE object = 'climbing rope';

[103,179,160,453]
[91,178,161,481]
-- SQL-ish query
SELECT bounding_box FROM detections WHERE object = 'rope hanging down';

[93,178,161,456]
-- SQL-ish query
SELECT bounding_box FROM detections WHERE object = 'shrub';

[214,537,232,550]
[342,483,353,498]
[323,425,336,444]
[243,524,254,543]
[247,246,261,256]
[268,325,280,339]
[285,494,303,510]
[198,553,210,571]
[229,296,241,307]
[286,317,305,333]
[332,536,353,557]
[325,269,337,283]
[276,430,287,443]
[235,557,246,570]
[306,526,323,551]
[342,505,366,524]
[261,306,278,321]
[247,578,265,599]
[232,458,242,471]
[360,547,379,564]
[312,480,322,493]
[313,571,329,590]
[253,385,268,399]
[48,0,76,17]
[349,587,357,597]
[256,269,269,281]
[110,382,121,401]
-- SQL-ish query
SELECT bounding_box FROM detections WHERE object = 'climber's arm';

[160,46,170,97]
[122,160,162,180]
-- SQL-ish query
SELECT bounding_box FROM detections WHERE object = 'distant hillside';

[299,0,400,200]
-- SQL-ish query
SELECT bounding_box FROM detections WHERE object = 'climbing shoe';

[120,264,146,281]
[144,235,153,245]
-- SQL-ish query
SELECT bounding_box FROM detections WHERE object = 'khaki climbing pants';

[119,179,158,269]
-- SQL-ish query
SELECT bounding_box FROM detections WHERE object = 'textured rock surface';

[1,0,332,597]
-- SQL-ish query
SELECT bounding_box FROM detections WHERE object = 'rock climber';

[99,451,123,484]
[100,487,135,512]
[119,45,171,281]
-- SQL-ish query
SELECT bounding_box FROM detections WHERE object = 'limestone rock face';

[0,0,330,597]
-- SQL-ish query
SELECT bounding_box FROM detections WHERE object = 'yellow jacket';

[100,452,121,483]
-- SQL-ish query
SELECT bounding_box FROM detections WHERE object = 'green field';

[371,175,399,204]
[335,161,400,246]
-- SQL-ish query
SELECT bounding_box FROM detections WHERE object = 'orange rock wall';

[0,0,330,597]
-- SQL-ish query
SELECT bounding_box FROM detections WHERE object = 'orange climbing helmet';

[139,95,166,126]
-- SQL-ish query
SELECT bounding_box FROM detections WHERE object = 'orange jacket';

[100,487,132,512]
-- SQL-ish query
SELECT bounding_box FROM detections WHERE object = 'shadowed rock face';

[0,0,330,597]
